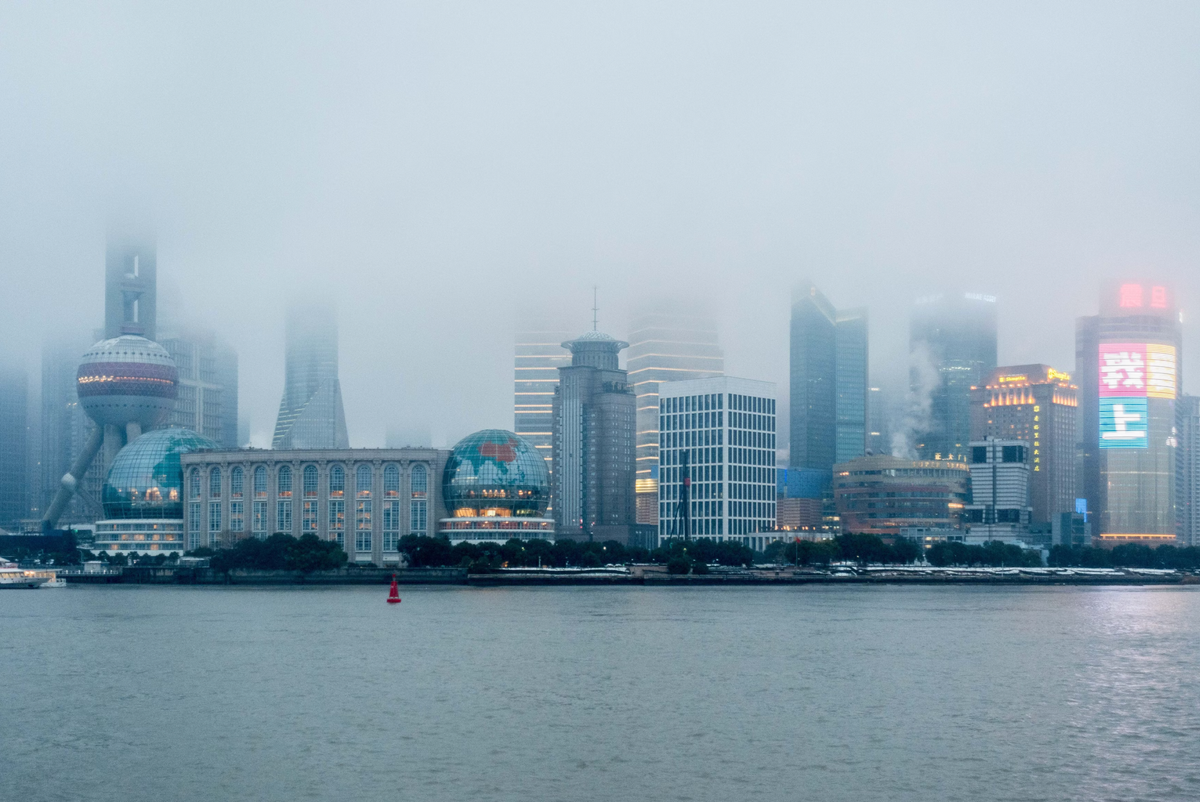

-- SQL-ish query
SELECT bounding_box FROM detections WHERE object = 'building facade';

[162,328,238,448]
[970,365,1077,526]
[513,325,573,475]
[911,292,998,462]
[272,303,349,450]
[1177,395,1199,546]
[1076,282,1182,545]
[551,331,636,543]
[789,284,869,495]
[38,337,100,525]
[626,306,724,526]
[181,447,450,564]
[833,454,969,536]
[657,377,778,552]
[0,365,29,528]
[439,429,553,543]
[964,439,1032,542]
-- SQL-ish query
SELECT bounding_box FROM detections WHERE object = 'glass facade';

[443,430,550,518]
[101,428,219,520]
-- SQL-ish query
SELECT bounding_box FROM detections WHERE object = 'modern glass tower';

[1178,395,1200,546]
[272,303,349,450]
[513,325,573,475]
[910,292,998,462]
[1077,282,1182,544]
[162,328,239,448]
[0,365,29,528]
[789,283,868,495]
[626,305,724,526]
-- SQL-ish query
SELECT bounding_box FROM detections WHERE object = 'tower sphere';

[77,335,179,428]
[442,429,550,517]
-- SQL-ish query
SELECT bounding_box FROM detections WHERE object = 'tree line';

[1047,543,1200,570]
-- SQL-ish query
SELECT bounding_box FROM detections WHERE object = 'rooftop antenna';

[592,286,598,331]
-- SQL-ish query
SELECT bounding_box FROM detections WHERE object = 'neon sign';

[1099,398,1148,448]
[1099,343,1175,399]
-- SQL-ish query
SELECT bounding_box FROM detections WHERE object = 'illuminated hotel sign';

[1098,343,1176,449]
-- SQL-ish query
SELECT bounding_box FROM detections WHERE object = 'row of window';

[659,393,777,415]
[191,463,430,500]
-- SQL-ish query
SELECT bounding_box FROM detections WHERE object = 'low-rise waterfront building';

[833,455,969,537]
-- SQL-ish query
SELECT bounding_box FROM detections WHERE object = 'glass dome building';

[439,429,553,542]
[95,428,219,555]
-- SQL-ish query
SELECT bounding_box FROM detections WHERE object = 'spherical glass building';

[77,335,179,428]
[439,429,552,541]
[95,428,219,555]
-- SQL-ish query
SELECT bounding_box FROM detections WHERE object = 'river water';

[4,585,1199,801]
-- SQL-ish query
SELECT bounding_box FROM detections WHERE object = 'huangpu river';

[5,585,1200,802]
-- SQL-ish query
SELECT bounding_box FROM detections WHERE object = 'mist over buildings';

[2,2,1198,450]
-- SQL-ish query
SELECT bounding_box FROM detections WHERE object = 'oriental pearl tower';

[42,232,179,530]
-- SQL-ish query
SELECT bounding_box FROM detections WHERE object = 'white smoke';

[891,342,939,459]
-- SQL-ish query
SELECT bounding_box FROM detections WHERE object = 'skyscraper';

[1076,281,1182,545]
[162,328,239,448]
[513,324,573,474]
[626,306,724,526]
[1178,395,1200,546]
[789,283,868,492]
[970,365,1077,527]
[272,303,349,450]
[551,330,636,543]
[911,292,998,462]
[963,438,1032,543]
[0,365,29,528]
[38,337,101,524]
[105,232,157,341]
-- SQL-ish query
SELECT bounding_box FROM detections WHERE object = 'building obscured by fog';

[273,303,349,450]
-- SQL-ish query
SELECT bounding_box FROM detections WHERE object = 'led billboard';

[1099,397,1148,449]
[1099,343,1176,399]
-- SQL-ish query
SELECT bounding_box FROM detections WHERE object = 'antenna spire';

[592,286,598,331]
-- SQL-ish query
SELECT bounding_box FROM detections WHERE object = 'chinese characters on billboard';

[1098,343,1176,449]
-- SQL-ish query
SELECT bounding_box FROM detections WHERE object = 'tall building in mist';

[105,232,157,340]
[38,338,101,524]
[513,325,573,477]
[970,365,1077,527]
[272,303,349,450]
[0,365,29,528]
[626,306,724,526]
[1178,395,1200,546]
[1076,281,1182,545]
[789,283,869,497]
[551,330,636,543]
[910,292,998,462]
[162,328,238,448]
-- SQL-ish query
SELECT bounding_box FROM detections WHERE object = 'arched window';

[252,465,267,536]
[253,465,267,498]
[303,465,318,497]
[276,465,293,533]
[230,466,244,498]
[411,464,427,494]
[384,464,400,498]
[328,465,345,546]
[209,467,222,498]
[189,469,201,499]
[356,464,373,498]
[278,465,292,495]
[355,465,373,554]
[382,465,400,552]
[409,464,428,536]
[302,465,319,531]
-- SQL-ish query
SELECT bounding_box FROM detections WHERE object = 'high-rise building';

[38,337,98,524]
[911,292,998,462]
[970,365,1077,527]
[551,330,636,543]
[1076,281,1182,546]
[0,365,29,528]
[657,377,778,551]
[272,303,349,450]
[1178,395,1200,546]
[964,438,1032,543]
[162,328,239,448]
[105,232,157,341]
[626,306,724,526]
[789,283,868,494]
[513,325,573,476]
[867,386,890,455]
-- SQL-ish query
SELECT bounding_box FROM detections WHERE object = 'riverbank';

[56,564,1200,586]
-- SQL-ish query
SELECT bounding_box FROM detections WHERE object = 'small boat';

[0,560,48,589]
[42,577,67,588]
[387,575,401,604]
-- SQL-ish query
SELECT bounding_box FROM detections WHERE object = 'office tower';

[551,330,636,543]
[161,328,239,448]
[38,338,101,524]
[910,292,998,462]
[272,303,349,450]
[105,232,157,341]
[964,438,1032,542]
[513,325,573,474]
[1176,395,1199,546]
[627,305,724,526]
[0,365,29,528]
[658,377,777,551]
[789,283,868,493]
[1076,282,1182,545]
[867,386,890,455]
[970,365,1077,526]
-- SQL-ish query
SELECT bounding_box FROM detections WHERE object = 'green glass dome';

[442,429,549,517]
[102,428,219,519]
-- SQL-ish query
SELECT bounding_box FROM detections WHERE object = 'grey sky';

[2,2,1198,448]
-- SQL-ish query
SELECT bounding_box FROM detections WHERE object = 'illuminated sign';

[1099,397,1148,449]
[997,375,1028,384]
[1117,283,1169,310]
[1047,368,1071,382]
[1099,343,1176,399]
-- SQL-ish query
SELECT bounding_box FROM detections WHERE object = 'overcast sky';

[3,1,1198,448]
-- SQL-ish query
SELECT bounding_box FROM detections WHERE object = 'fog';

[3,2,1198,448]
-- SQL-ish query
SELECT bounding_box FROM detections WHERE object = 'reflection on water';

[3,585,1199,802]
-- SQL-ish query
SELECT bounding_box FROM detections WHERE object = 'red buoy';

[387,575,401,604]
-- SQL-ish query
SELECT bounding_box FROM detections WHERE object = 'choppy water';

[4,585,1200,801]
